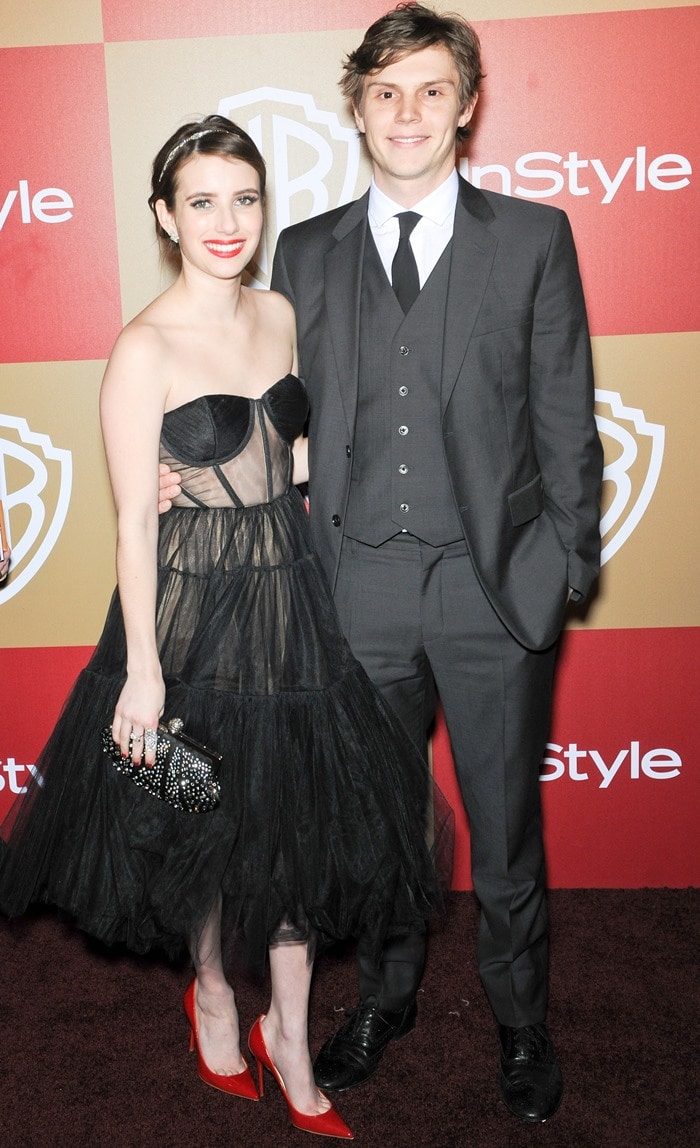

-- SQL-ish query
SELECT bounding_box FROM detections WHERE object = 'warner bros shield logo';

[0,414,72,603]
[595,389,665,566]
[218,87,362,286]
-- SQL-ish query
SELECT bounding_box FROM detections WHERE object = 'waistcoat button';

[398,425,409,436]
[400,503,410,513]
[399,345,409,356]
[398,464,408,474]
[331,514,341,527]
[398,386,408,396]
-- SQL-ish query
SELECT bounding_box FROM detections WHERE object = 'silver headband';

[158,127,235,182]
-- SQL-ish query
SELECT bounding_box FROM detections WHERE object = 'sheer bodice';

[159,374,308,509]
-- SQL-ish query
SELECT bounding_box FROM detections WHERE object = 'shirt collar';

[368,169,460,230]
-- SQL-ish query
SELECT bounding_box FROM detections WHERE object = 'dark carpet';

[0,890,697,1147]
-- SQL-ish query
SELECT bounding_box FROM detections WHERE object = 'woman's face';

[157,152,263,280]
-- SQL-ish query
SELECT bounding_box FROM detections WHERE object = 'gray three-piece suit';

[272,175,603,1025]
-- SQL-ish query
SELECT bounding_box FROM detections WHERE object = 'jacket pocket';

[471,303,533,339]
[508,473,544,527]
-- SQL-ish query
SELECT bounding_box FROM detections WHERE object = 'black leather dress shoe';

[498,1024,563,1122]
[313,1000,417,1092]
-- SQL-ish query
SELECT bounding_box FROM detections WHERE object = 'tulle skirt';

[0,486,452,973]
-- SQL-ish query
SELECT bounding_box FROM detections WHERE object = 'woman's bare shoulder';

[249,286,295,325]
[108,293,176,369]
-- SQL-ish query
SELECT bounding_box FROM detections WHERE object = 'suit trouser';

[333,534,558,1026]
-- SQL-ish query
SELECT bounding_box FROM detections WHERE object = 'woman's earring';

[170,233,179,244]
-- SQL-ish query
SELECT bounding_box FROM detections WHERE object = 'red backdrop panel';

[469,8,699,337]
[0,45,122,363]
[102,0,390,40]
[432,627,698,890]
[0,646,93,825]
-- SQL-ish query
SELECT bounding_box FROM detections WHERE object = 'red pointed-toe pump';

[183,980,259,1100]
[248,1014,354,1139]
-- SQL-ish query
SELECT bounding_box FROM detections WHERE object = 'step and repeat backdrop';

[1,1,698,888]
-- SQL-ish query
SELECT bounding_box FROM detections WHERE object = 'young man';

[271,4,602,1123]
[160,3,602,1123]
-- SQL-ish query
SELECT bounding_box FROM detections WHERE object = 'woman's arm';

[100,325,169,765]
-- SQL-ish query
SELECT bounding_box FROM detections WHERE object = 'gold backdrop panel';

[105,30,372,324]
[568,331,699,631]
[0,0,103,48]
[0,361,115,647]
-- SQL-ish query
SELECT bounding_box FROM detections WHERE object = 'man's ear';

[458,92,478,132]
[353,102,366,135]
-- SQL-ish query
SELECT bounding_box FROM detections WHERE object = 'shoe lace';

[344,1004,377,1037]
[511,1024,550,1062]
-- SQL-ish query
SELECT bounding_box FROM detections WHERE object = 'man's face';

[354,45,476,205]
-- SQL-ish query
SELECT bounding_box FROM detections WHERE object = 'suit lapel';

[319,181,498,422]
[441,178,498,413]
[323,193,369,431]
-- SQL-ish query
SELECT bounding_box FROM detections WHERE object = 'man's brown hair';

[340,3,483,141]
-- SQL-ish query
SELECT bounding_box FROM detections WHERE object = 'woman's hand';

[158,462,182,512]
[112,670,165,766]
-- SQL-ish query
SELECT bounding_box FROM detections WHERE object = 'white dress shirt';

[367,169,459,289]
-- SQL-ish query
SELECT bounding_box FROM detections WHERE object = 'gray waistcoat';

[343,235,463,547]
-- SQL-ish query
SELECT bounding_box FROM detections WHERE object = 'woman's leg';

[262,940,330,1115]
[189,892,247,1074]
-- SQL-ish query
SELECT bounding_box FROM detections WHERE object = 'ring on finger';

[144,729,158,753]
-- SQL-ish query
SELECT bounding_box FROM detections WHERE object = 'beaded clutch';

[100,717,222,814]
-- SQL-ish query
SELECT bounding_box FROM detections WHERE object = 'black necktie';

[391,212,421,313]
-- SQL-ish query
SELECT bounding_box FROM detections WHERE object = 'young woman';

[0,117,452,1140]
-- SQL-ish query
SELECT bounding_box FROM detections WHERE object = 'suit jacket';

[271,176,603,652]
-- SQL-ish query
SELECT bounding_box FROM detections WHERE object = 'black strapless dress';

[0,375,452,973]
